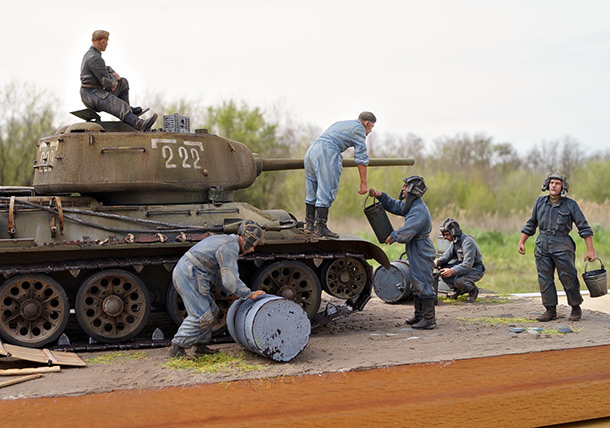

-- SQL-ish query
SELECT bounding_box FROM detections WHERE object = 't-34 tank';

[0,112,414,348]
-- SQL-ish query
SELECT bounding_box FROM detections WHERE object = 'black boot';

[569,305,582,322]
[135,113,158,132]
[168,343,186,358]
[405,296,422,325]
[537,306,557,322]
[193,343,219,356]
[466,285,479,303]
[304,204,316,234]
[412,298,437,330]
[314,206,339,238]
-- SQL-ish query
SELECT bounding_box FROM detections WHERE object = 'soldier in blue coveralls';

[369,176,437,329]
[169,222,266,358]
[304,112,376,238]
[80,30,158,132]
[435,218,485,303]
[518,173,596,322]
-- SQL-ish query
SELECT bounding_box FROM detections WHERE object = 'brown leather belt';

[81,84,103,89]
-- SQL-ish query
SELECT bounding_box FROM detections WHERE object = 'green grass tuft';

[86,351,148,365]
[165,351,263,374]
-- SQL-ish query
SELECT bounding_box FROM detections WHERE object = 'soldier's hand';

[249,290,266,300]
[517,243,526,255]
[584,251,597,263]
[384,235,394,245]
[358,183,368,195]
[440,268,454,278]
[369,188,382,198]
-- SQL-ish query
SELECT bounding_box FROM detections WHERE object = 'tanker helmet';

[238,220,265,252]
[440,218,462,240]
[541,172,569,197]
[400,175,428,200]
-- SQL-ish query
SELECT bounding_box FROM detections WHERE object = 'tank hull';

[0,194,387,347]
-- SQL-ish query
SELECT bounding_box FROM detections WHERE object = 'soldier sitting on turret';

[80,30,158,132]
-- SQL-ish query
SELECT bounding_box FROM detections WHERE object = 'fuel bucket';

[373,256,413,303]
[364,195,394,244]
[226,294,310,362]
[582,258,607,298]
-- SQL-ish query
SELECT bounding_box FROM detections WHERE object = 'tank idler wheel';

[75,269,151,343]
[321,257,368,299]
[0,274,70,347]
[166,282,236,337]
[251,260,322,319]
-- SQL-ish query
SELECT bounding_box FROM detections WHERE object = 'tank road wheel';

[252,261,322,319]
[321,257,368,299]
[0,275,70,347]
[75,269,151,343]
[166,282,236,336]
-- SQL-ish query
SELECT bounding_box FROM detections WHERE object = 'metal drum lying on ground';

[373,259,413,303]
[227,294,310,362]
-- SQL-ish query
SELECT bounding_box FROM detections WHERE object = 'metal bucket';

[582,258,607,298]
[226,294,310,362]
[373,257,413,303]
[364,195,393,244]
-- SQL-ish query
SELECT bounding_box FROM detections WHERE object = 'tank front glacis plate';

[33,131,257,204]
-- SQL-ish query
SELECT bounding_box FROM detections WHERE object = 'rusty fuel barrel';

[227,294,310,362]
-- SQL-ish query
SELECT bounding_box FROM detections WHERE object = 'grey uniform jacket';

[522,196,593,254]
[436,234,485,276]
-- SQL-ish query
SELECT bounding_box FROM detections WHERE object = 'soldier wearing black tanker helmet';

[518,173,596,322]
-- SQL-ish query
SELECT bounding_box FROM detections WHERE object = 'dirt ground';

[2,291,610,400]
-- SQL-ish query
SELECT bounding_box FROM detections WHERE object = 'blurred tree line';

[3,81,609,221]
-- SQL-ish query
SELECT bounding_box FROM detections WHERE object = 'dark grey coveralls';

[436,234,485,293]
[378,194,436,299]
[522,195,593,307]
[80,46,136,126]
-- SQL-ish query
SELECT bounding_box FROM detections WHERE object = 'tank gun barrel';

[254,154,414,175]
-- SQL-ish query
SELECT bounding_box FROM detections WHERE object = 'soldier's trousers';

[171,257,219,348]
[440,262,484,292]
[534,243,583,308]
[80,78,133,124]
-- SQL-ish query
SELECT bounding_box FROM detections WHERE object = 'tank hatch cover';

[71,109,101,122]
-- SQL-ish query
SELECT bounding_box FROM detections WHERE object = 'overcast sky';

[2,0,609,154]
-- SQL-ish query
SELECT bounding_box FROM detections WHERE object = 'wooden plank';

[0,366,61,376]
[0,373,42,389]
[0,342,86,367]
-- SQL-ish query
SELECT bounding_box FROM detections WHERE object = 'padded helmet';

[238,220,265,252]
[440,218,462,241]
[400,175,428,200]
[541,173,569,197]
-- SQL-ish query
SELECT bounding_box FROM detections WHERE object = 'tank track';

[1,249,373,352]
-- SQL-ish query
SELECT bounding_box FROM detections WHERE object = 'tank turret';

[0,114,415,349]
[33,128,413,205]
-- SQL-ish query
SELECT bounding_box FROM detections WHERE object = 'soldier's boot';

[314,207,339,238]
[466,284,479,303]
[304,204,316,234]
[405,295,423,325]
[193,343,219,356]
[447,284,464,300]
[412,298,437,330]
[568,305,582,322]
[168,343,187,358]
[135,113,158,132]
[536,306,557,322]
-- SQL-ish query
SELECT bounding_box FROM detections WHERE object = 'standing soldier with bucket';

[369,176,437,329]
[518,173,596,322]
